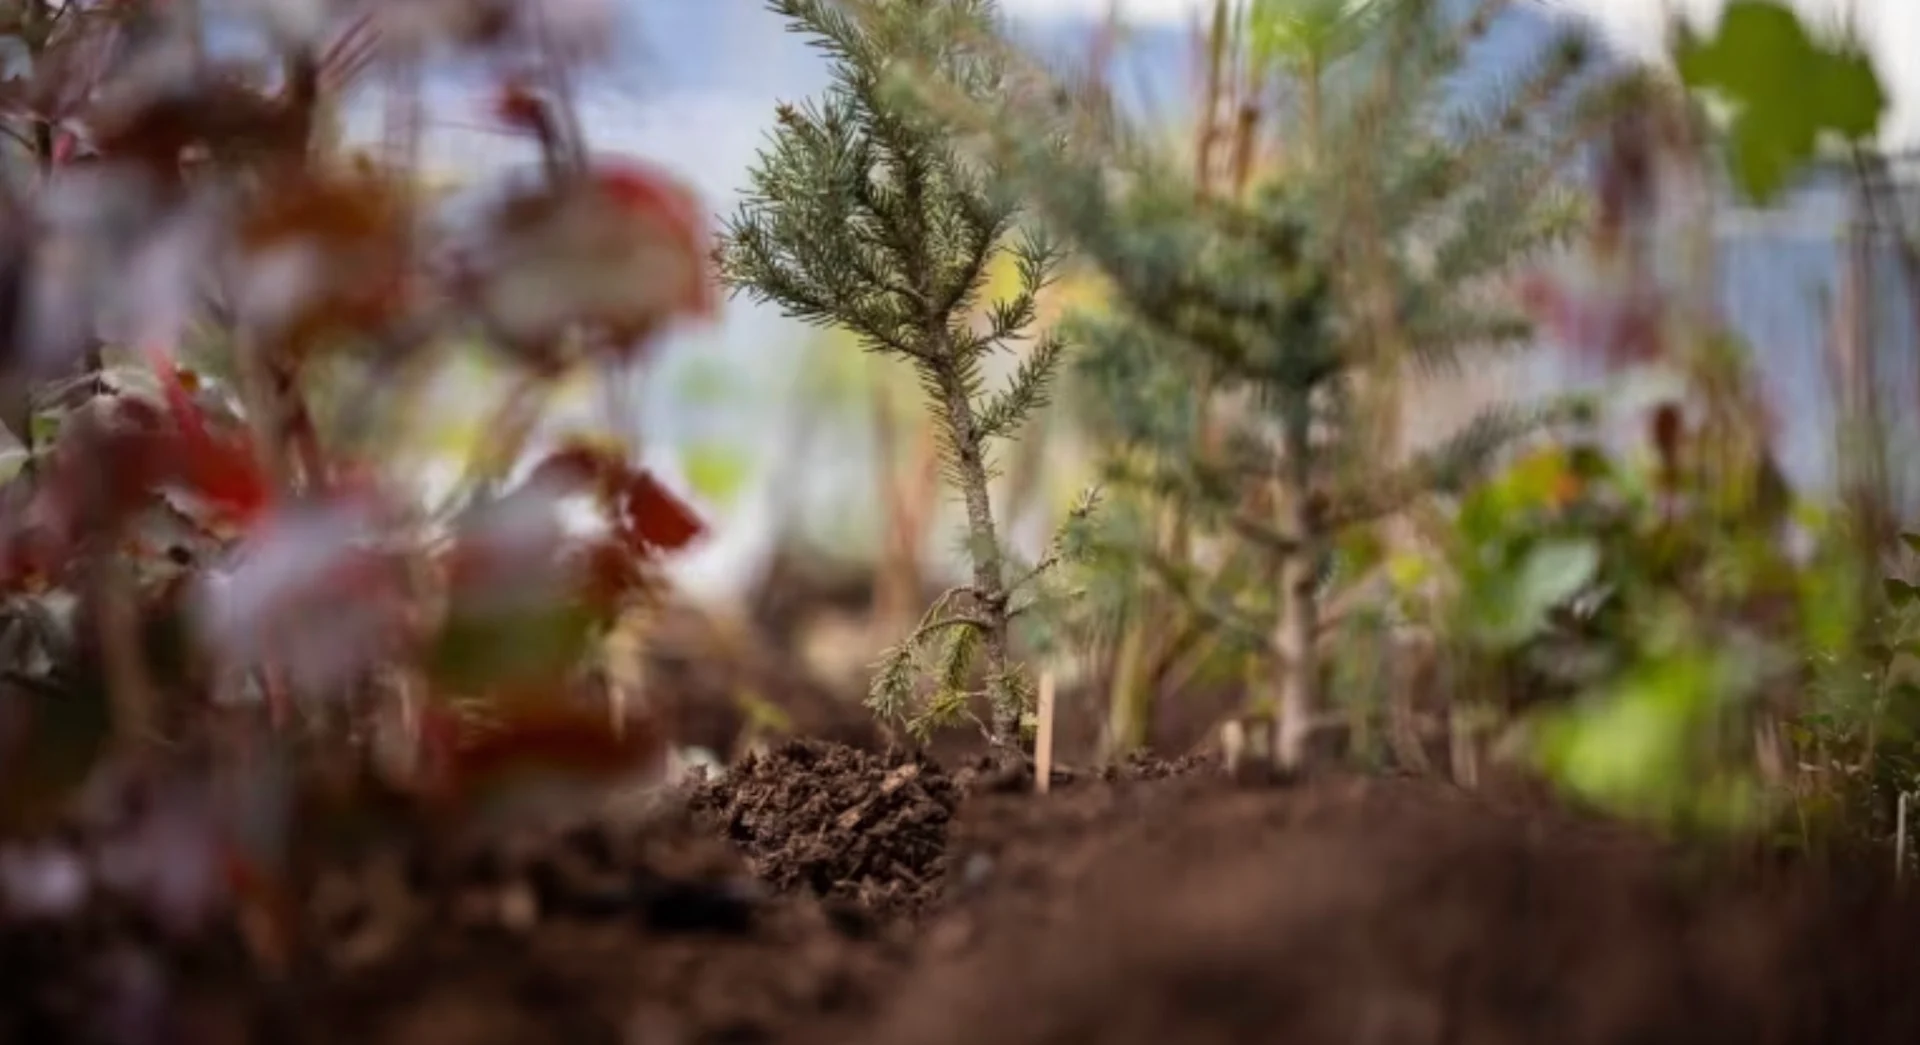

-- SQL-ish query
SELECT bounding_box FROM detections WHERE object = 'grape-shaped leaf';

[1672,0,1887,203]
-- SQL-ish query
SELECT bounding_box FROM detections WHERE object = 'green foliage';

[717,0,1078,753]
[1671,0,1888,202]
[681,442,755,508]
[1408,416,1819,831]
[899,0,1596,762]
[1249,0,1387,68]
[1797,533,1920,834]
[1463,537,1600,649]
[1533,639,1772,831]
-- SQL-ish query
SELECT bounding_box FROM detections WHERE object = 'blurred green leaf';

[1886,578,1920,607]
[1534,654,1706,818]
[1468,538,1600,648]
[29,411,61,447]
[1248,0,1386,71]
[681,442,754,508]
[1515,539,1601,614]
[1672,0,1887,202]
[1901,532,1920,557]
[427,605,600,695]
[0,447,27,485]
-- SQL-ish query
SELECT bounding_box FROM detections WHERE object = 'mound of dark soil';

[865,771,1920,1045]
[687,740,960,923]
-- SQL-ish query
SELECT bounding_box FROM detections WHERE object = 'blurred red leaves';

[0,0,718,955]
[456,157,716,368]
[1517,268,1669,373]
[0,368,270,591]
[234,169,414,357]
[425,439,705,691]
[527,438,705,562]
[407,698,666,822]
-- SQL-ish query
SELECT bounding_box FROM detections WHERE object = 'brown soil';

[7,737,1920,1045]
[686,740,960,923]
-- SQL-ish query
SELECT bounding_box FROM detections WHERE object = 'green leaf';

[0,447,27,485]
[29,411,61,448]
[1900,532,1920,557]
[681,442,755,508]
[1532,655,1709,818]
[1248,0,1386,71]
[1469,538,1601,648]
[1672,0,1887,203]
[1886,578,1920,607]
[427,605,600,694]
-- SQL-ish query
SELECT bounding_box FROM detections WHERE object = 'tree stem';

[938,364,1020,762]
[1273,395,1320,771]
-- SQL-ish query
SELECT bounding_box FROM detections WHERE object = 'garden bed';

[5,732,1920,1045]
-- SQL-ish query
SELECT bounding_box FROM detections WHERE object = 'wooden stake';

[1898,791,1910,884]
[1034,671,1057,794]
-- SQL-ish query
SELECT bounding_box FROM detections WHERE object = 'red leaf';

[150,356,272,526]
[591,159,716,322]
[461,158,715,365]
[617,468,704,552]
[411,700,667,819]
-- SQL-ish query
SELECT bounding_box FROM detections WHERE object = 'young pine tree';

[717,0,1082,763]
[911,0,1600,772]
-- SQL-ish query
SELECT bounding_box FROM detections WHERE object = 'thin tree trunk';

[1273,398,1320,771]
[938,367,1019,762]
[1105,602,1151,753]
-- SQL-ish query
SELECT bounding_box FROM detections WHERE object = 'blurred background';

[319,0,1920,602]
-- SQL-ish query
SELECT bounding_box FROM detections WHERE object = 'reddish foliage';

[0,0,717,962]
[527,440,706,552]
[1517,269,1668,372]
[593,160,718,323]
[456,157,716,367]
[0,377,270,591]
[233,170,413,356]
[409,699,667,816]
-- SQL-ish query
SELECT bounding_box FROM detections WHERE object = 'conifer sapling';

[717,0,1088,763]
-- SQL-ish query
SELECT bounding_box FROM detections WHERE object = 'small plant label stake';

[1898,791,1912,885]
[1035,670,1057,794]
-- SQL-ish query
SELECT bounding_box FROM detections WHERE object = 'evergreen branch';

[867,640,918,723]
[933,619,981,697]
[1397,300,1536,376]
[1008,484,1103,591]
[975,329,1066,440]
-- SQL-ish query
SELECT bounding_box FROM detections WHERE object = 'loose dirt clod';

[687,740,960,923]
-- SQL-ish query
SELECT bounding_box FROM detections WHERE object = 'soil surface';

[7,736,1920,1045]
[686,740,959,924]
